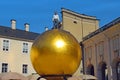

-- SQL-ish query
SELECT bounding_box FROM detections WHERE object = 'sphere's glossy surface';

[30,29,82,75]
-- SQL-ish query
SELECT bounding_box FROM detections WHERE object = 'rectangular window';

[85,46,92,59]
[88,46,92,59]
[97,41,104,56]
[2,63,8,73]
[3,40,9,51]
[98,41,104,56]
[23,43,28,53]
[22,64,28,74]
[97,41,104,61]
[112,35,119,56]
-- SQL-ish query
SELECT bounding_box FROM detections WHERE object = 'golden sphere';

[30,29,82,75]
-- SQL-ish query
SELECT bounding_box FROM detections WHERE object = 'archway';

[117,62,120,80]
[86,64,94,76]
[112,58,120,80]
[98,62,108,80]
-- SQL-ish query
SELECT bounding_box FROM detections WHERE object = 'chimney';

[24,23,29,31]
[45,27,48,31]
[11,19,16,30]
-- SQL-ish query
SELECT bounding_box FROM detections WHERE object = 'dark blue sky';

[0,0,120,33]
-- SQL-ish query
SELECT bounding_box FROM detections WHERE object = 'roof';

[83,17,120,41]
[61,8,98,20]
[0,26,40,41]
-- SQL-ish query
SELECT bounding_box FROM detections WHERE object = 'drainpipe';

[80,42,85,74]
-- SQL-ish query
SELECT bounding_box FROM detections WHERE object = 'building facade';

[1,8,116,80]
[61,8,99,42]
[61,8,99,76]
[0,20,39,77]
[0,8,99,79]
[81,17,120,80]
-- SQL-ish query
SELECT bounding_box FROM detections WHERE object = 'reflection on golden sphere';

[30,29,82,75]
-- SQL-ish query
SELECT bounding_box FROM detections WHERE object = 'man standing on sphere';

[52,12,60,29]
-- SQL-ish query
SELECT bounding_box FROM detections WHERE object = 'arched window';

[90,65,94,76]
[117,62,120,80]
[101,63,108,80]
[86,64,94,76]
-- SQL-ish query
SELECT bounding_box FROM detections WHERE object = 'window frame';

[1,63,8,73]
[22,64,28,74]
[85,46,92,60]
[112,35,119,56]
[3,40,9,51]
[98,41,104,56]
[22,42,28,53]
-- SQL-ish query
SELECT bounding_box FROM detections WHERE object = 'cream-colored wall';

[62,11,99,43]
[0,37,36,76]
[62,9,99,76]
[62,14,83,42]
[82,22,120,80]
[103,24,120,61]
[82,19,99,37]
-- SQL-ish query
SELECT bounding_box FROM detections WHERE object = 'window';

[3,40,9,51]
[98,41,104,56]
[73,21,77,24]
[97,41,104,61]
[88,46,92,59]
[22,64,28,74]
[112,35,119,56]
[23,43,28,53]
[85,46,92,59]
[2,63,8,73]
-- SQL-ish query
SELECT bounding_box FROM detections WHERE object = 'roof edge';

[0,35,35,42]
[82,17,120,41]
[61,8,98,20]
